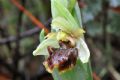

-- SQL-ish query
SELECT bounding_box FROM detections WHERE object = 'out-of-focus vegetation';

[0,0,120,80]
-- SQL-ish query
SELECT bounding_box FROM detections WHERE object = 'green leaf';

[86,61,93,80]
[52,69,62,80]
[52,59,87,80]
[33,38,59,56]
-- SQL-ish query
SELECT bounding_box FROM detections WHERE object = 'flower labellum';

[43,42,78,73]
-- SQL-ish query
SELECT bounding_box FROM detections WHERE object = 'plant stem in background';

[13,0,25,79]
[11,0,49,33]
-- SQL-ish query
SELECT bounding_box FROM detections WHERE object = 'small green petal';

[45,32,57,39]
[39,29,45,42]
[76,38,90,63]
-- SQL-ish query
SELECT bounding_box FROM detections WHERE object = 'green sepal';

[68,0,77,12]
[52,17,85,38]
[51,0,77,18]
[51,0,78,28]
[33,38,59,56]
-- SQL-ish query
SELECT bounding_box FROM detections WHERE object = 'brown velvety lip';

[43,41,78,73]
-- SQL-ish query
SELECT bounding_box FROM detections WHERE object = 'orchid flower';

[33,0,90,64]
[33,0,90,72]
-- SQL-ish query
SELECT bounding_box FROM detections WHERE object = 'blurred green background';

[0,0,120,80]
